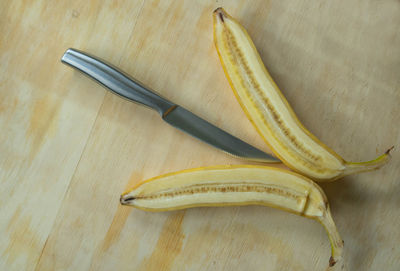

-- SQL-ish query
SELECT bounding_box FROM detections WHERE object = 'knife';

[61,48,279,163]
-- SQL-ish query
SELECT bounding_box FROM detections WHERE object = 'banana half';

[213,7,391,181]
[121,165,345,270]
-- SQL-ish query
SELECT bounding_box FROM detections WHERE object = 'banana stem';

[344,146,393,176]
[317,208,346,271]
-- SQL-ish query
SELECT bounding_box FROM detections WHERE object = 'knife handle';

[61,48,176,116]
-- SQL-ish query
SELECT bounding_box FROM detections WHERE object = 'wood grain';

[1,0,399,270]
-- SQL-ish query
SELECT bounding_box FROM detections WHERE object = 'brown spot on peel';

[329,256,336,267]
[385,146,394,155]
[219,12,224,23]
[214,7,225,22]
[120,195,135,204]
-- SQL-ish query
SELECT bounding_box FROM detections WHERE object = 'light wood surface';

[1,1,399,270]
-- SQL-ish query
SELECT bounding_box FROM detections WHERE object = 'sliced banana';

[121,165,345,270]
[213,7,391,181]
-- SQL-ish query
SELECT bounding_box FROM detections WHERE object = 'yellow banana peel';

[121,165,345,270]
[213,7,391,181]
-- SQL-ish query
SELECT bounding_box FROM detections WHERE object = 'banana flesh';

[213,7,391,181]
[121,165,345,270]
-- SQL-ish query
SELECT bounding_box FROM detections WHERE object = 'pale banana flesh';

[121,165,345,270]
[213,7,391,181]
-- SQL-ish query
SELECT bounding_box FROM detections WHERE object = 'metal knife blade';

[61,48,280,163]
[163,106,278,162]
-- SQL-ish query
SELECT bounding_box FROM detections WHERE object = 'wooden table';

[1,1,399,270]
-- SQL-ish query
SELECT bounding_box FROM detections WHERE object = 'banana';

[121,165,345,270]
[213,7,391,181]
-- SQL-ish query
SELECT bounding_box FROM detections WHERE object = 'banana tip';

[213,7,223,13]
[329,256,337,267]
[120,194,135,205]
[213,7,226,22]
[385,146,394,155]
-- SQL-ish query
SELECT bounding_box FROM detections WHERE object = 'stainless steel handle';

[61,48,176,115]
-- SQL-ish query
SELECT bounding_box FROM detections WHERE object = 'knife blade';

[61,48,279,163]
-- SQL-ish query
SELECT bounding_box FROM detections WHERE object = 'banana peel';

[121,165,345,270]
[213,7,391,181]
